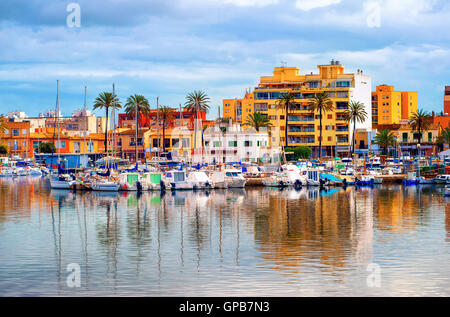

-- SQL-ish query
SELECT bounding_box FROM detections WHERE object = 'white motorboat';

[91,180,120,192]
[50,174,75,189]
[445,185,450,196]
[307,169,321,186]
[419,177,435,184]
[224,169,247,188]
[119,172,148,191]
[262,172,290,187]
[163,170,194,190]
[435,174,450,184]
[209,171,228,189]
[187,171,213,189]
[141,172,162,191]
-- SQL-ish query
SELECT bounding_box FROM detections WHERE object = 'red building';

[118,108,208,130]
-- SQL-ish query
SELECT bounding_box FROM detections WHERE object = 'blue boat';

[355,176,374,186]
[403,172,419,186]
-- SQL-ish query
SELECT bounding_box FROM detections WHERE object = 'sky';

[0,0,450,119]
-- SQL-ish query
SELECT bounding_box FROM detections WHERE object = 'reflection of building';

[223,60,372,158]
[253,189,354,273]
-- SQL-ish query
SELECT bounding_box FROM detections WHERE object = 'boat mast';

[56,80,60,165]
[156,97,160,161]
[84,86,87,161]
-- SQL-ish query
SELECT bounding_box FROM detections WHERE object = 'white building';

[7,111,28,120]
[202,123,281,164]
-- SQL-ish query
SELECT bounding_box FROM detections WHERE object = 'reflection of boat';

[445,185,450,196]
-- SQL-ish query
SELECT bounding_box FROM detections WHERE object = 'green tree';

[185,91,210,153]
[125,94,150,160]
[284,146,312,161]
[409,109,432,144]
[0,143,8,155]
[276,92,297,148]
[308,92,334,159]
[93,92,122,154]
[243,112,273,132]
[344,101,368,156]
[37,142,56,154]
[374,129,396,155]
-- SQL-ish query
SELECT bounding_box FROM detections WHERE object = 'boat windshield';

[174,172,185,182]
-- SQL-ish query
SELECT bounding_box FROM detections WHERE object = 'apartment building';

[223,60,372,158]
[371,85,418,125]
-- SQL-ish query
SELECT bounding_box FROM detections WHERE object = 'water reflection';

[0,177,449,296]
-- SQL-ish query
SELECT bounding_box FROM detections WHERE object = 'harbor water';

[0,177,449,296]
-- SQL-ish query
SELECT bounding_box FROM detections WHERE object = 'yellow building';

[371,85,418,125]
[223,61,372,157]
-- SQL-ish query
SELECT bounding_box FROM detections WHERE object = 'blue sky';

[0,0,450,119]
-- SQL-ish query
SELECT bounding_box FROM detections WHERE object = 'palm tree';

[344,101,368,156]
[124,94,150,162]
[153,106,175,153]
[0,115,7,140]
[307,92,334,159]
[409,110,432,144]
[243,112,273,132]
[185,91,210,155]
[276,92,297,149]
[374,129,396,155]
[93,92,121,154]
[436,127,450,152]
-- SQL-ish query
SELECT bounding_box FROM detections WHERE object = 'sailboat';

[50,80,74,190]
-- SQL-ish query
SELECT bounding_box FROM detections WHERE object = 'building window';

[182,138,190,148]
[213,141,221,147]
[244,141,252,147]
[228,141,237,147]
[12,129,19,136]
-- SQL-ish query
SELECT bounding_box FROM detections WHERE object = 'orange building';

[372,85,418,125]
[1,120,32,158]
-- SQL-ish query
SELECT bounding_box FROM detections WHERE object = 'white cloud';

[295,0,341,11]
[221,0,279,7]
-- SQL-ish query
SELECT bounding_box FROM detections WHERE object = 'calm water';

[0,177,449,296]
